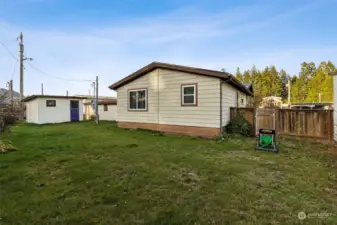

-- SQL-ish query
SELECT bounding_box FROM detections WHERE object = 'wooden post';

[9,80,13,112]
[327,110,333,142]
[253,108,256,136]
[95,76,99,124]
[19,32,24,120]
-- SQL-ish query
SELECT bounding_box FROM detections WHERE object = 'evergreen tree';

[235,67,243,81]
[225,61,335,104]
[243,70,251,83]
[279,69,289,100]
[269,65,282,96]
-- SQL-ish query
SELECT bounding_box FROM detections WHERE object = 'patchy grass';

[0,121,336,224]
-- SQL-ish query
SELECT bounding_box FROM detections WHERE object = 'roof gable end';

[109,62,253,96]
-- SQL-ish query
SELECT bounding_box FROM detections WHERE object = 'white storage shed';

[23,95,86,124]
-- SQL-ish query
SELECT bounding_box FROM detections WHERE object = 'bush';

[225,117,253,137]
[4,115,16,126]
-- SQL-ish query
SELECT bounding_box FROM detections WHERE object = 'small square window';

[104,104,108,111]
[46,100,56,107]
[181,84,197,106]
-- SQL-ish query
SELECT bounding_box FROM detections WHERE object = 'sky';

[0,0,336,97]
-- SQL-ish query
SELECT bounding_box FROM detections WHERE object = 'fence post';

[253,108,256,136]
[327,110,333,142]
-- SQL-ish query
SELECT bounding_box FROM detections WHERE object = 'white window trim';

[181,84,197,105]
[128,88,147,111]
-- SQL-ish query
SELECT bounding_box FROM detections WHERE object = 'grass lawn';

[0,121,336,225]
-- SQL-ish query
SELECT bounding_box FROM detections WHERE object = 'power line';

[11,60,18,80]
[0,40,18,61]
[27,61,94,82]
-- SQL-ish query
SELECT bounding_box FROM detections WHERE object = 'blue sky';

[0,0,336,96]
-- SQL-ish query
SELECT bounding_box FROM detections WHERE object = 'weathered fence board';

[230,107,334,141]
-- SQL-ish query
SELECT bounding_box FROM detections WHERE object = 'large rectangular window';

[46,100,56,107]
[128,89,147,111]
[181,84,197,106]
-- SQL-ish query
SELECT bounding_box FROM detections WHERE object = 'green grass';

[0,121,336,225]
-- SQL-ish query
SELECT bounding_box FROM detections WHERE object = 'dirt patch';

[173,168,201,189]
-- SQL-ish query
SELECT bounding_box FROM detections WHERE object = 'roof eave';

[108,62,253,96]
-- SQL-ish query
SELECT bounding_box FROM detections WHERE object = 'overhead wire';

[27,61,95,82]
[0,40,19,61]
[0,40,19,81]
[10,60,18,80]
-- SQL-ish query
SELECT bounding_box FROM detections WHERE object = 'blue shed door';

[70,100,80,122]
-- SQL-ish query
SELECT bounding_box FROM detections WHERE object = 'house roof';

[109,62,253,96]
[242,82,253,93]
[328,71,337,76]
[84,99,117,105]
[22,95,87,102]
[76,95,116,99]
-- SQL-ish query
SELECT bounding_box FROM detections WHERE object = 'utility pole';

[18,32,33,119]
[286,79,291,108]
[19,32,24,119]
[92,81,96,113]
[19,32,24,102]
[10,80,13,111]
[95,76,99,124]
[7,80,13,112]
[41,83,44,95]
[66,90,68,96]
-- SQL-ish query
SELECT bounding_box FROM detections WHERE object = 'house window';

[181,84,197,106]
[104,104,108,111]
[46,100,56,107]
[241,98,244,105]
[128,89,147,111]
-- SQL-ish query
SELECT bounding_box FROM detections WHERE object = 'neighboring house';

[329,71,337,142]
[23,95,86,124]
[109,62,253,138]
[82,96,116,119]
[259,96,283,108]
[84,99,117,121]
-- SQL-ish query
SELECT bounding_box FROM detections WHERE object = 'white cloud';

[0,1,336,97]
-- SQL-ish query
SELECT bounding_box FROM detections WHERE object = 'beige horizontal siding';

[116,67,249,131]
[158,69,220,128]
[116,70,158,123]
[222,82,247,127]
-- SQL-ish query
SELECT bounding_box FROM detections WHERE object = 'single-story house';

[84,99,117,121]
[23,95,86,124]
[259,96,283,108]
[329,71,337,142]
[109,62,253,138]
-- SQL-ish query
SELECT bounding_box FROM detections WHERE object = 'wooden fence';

[230,107,334,141]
